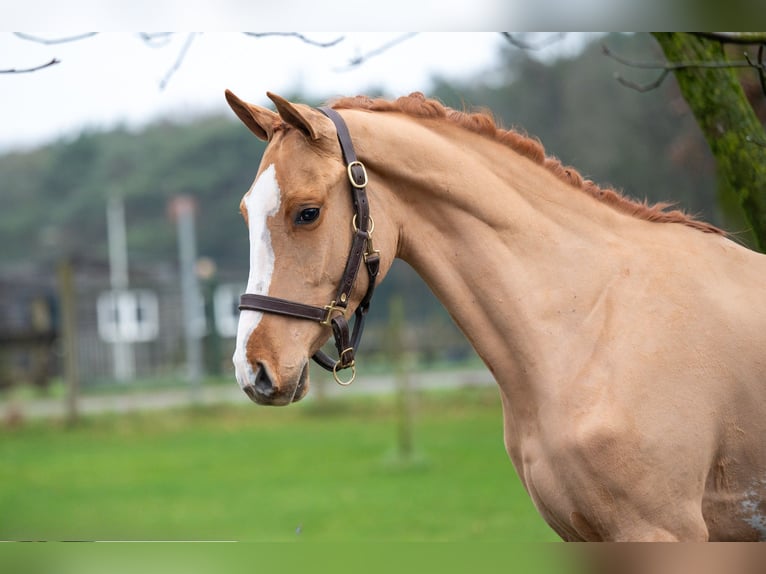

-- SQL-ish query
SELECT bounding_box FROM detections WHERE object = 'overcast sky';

[0,32,595,153]
[0,33,499,152]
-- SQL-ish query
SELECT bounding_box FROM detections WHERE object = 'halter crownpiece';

[238,106,380,386]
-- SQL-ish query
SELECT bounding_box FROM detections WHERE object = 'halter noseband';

[238,106,381,386]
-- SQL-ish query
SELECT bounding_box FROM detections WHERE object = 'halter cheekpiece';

[238,106,380,386]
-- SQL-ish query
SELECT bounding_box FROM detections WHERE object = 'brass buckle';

[321,301,345,326]
[339,347,355,366]
[347,161,369,188]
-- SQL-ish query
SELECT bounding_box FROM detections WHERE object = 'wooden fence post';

[57,259,80,425]
[389,296,415,461]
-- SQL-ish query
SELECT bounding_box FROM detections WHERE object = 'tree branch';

[338,33,417,71]
[13,32,98,44]
[501,32,566,50]
[744,44,766,98]
[6,33,96,75]
[602,43,765,95]
[0,58,60,74]
[242,32,344,48]
[693,32,766,45]
[613,69,672,93]
[137,32,174,48]
[159,33,197,91]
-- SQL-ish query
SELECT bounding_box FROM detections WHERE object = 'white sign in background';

[97,289,160,343]
[97,285,242,343]
[213,283,242,338]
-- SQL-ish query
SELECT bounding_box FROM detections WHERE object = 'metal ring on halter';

[352,214,375,234]
[332,360,356,386]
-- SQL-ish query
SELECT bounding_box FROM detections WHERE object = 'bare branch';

[602,43,763,94]
[613,69,672,93]
[603,43,755,71]
[693,32,766,45]
[14,32,98,44]
[138,32,174,48]
[744,44,766,97]
[339,33,418,71]
[0,58,60,74]
[159,33,197,91]
[243,32,344,48]
[501,32,566,50]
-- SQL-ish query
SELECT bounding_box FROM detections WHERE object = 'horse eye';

[296,207,321,225]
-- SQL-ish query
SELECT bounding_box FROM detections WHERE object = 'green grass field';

[0,386,558,542]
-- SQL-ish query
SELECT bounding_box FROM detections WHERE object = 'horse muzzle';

[240,361,309,406]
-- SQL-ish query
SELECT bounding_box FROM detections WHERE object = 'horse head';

[226,90,395,405]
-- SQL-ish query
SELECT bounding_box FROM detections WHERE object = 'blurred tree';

[652,33,766,250]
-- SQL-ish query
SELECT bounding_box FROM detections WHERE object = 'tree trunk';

[653,32,766,251]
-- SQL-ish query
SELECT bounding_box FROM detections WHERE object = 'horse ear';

[225,89,278,141]
[267,92,331,142]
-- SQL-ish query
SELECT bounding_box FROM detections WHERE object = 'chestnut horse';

[225,90,766,541]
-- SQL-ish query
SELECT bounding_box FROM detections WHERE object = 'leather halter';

[238,106,381,385]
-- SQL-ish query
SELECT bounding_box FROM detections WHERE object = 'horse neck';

[350,111,641,403]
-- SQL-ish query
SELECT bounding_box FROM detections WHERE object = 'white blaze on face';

[233,164,282,390]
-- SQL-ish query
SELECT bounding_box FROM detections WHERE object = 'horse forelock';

[329,92,724,236]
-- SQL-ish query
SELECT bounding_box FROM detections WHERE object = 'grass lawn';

[0,386,558,542]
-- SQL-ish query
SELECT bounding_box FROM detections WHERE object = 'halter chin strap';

[238,106,380,385]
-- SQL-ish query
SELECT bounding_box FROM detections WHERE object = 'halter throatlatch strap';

[238,105,380,384]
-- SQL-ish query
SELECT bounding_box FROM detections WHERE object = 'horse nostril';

[242,364,277,404]
[254,363,276,397]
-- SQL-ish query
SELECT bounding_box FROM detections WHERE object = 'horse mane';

[330,92,724,236]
